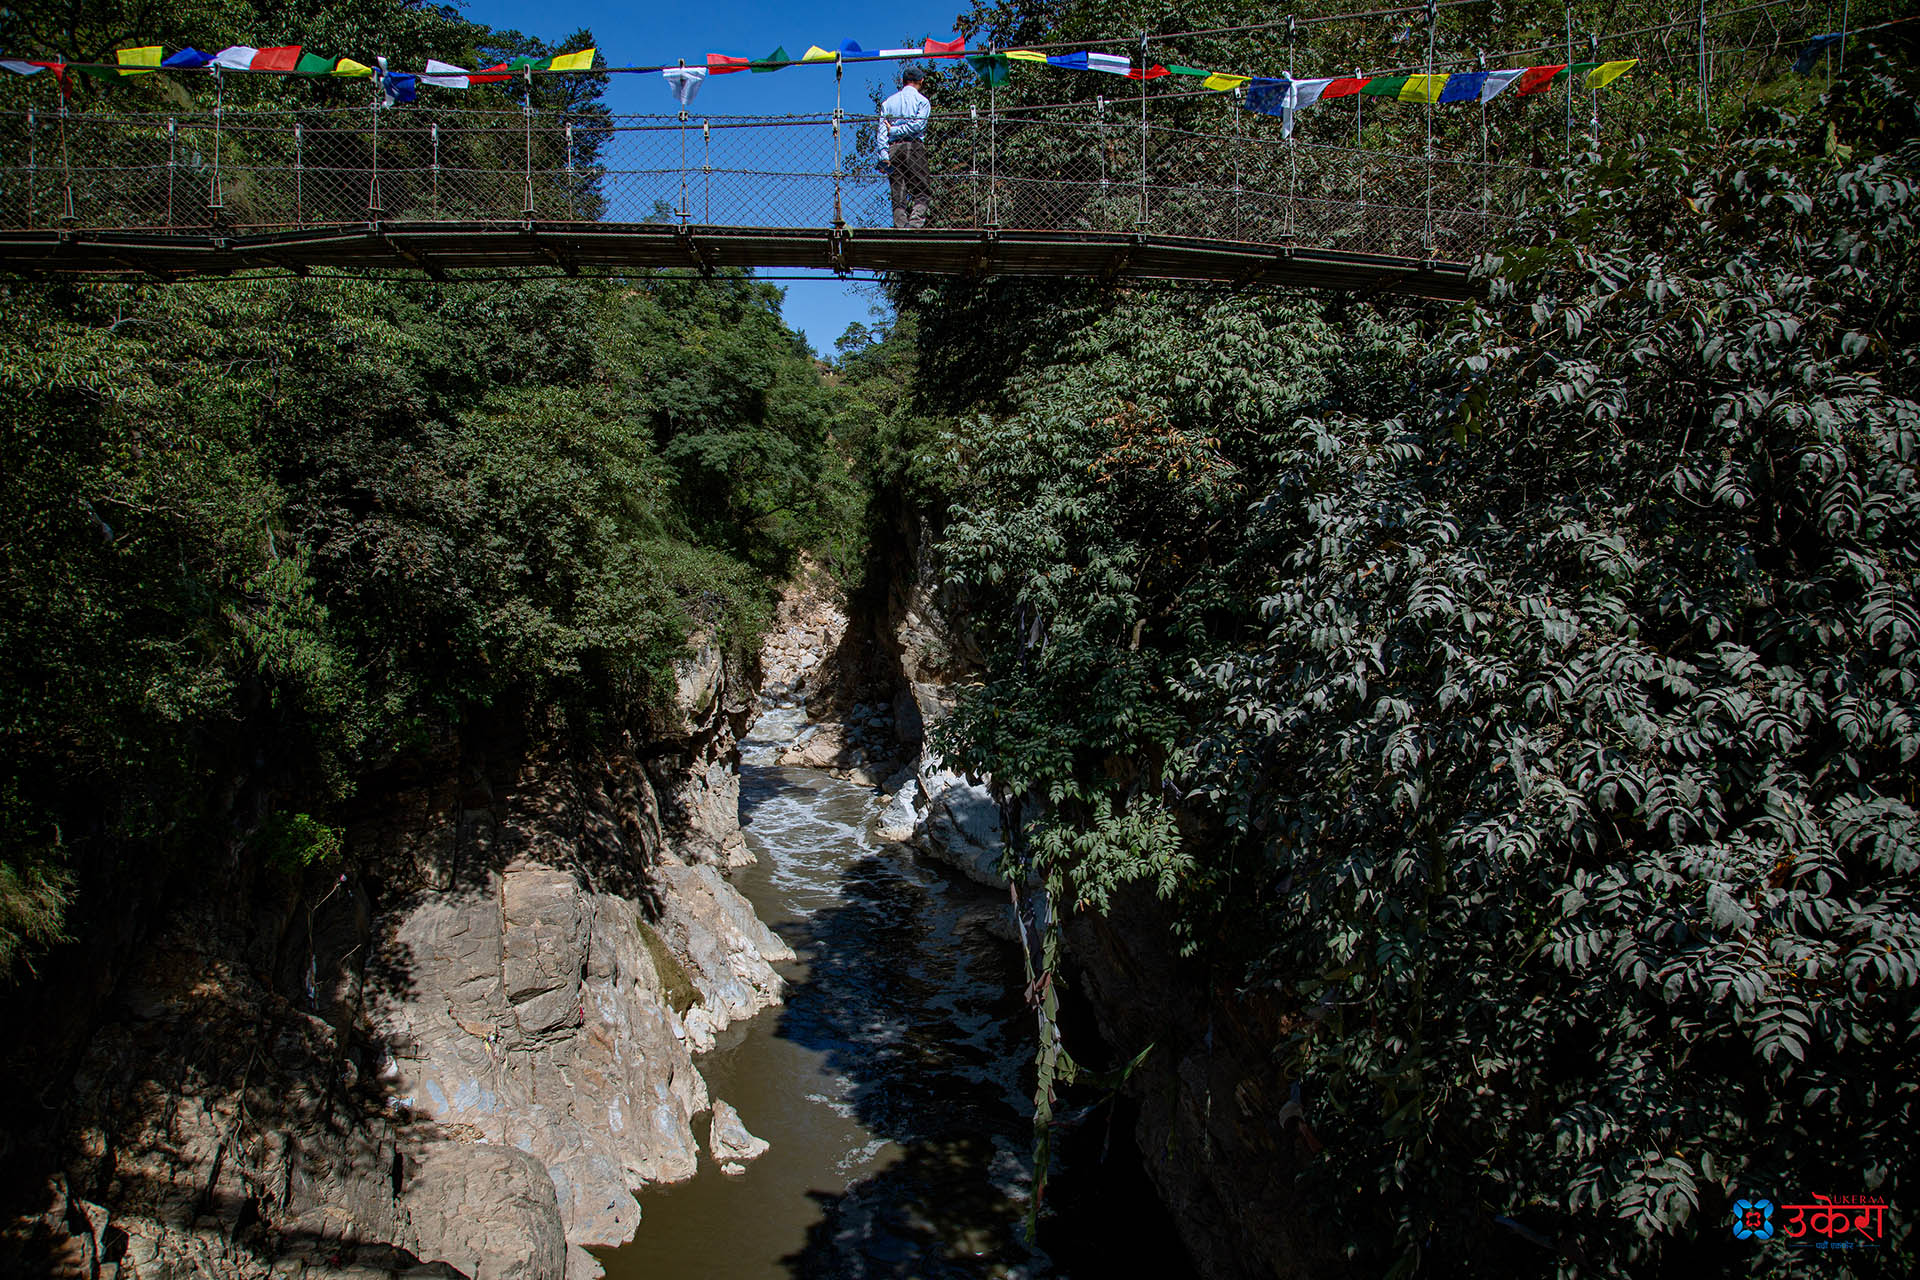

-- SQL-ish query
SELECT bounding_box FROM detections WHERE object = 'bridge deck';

[0,221,1477,296]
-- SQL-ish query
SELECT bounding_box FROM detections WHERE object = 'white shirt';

[879,84,930,146]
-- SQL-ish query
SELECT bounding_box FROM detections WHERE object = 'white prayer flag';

[663,66,707,106]
[1480,68,1527,102]
[421,59,471,89]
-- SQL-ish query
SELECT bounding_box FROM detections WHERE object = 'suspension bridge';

[0,98,1546,297]
[0,0,1869,295]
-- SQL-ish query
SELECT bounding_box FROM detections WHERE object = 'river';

[593,705,1188,1278]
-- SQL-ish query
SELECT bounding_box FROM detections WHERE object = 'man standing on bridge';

[879,66,932,229]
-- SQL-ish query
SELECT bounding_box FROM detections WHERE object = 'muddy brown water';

[592,706,1189,1279]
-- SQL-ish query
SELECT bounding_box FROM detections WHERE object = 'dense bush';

[926,52,1919,1276]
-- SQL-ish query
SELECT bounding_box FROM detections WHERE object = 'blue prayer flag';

[1243,77,1291,116]
[1792,34,1842,75]
[161,48,214,69]
[1438,72,1486,104]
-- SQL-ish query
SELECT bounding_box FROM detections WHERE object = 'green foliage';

[926,51,1920,1277]
[0,260,862,968]
[253,811,343,873]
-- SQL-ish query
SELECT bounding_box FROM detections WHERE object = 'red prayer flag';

[1515,64,1565,95]
[251,46,302,73]
[28,60,71,96]
[707,53,750,73]
[470,62,511,85]
[1321,76,1371,98]
[1126,64,1171,80]
[924,37,965,59]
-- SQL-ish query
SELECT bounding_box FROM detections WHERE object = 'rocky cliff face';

[1063,894,1335,1280]
[2,647,788,1280]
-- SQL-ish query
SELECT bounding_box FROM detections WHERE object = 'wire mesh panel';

[0,101,1545,264]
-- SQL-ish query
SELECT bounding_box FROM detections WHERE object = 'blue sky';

[465,1,972,355]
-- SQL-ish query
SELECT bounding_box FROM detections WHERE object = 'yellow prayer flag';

[1398,74,1445,103]
[1004,50,1047,63]
[1203,73,1247,91]
[547,48,595,72]
[332,58,372,77]
[1586,59,1637,89]
[116,46,161,75]
[801,46,836,62]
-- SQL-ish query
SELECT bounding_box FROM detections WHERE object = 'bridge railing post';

[429,121,438,219]
[165,116,177,229]
[832,60,845,231]
[1353,68,1366,252]
[1587,32,1601,152]
[987,68,999,230]
[970,105,979,229]
[1137,33,1149,230]
[564,121,574,220]
[207,69,222,226]
[1230,83,1242,241]
[24,105,35,229]
[702,118,712,225]
[368,87,382,220]
[294,121,304,226]
[57,96,74,226]
[522,67,536,218]
[1563,2,1574,159]
[1424,0,1437,256]
[1286,16,1298,244]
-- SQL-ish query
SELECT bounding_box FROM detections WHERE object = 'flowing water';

[594,705,1186,1279]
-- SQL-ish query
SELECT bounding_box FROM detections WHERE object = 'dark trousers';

[889,138,930,229]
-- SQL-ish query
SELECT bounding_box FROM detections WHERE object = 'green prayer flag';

[1360,74,1410,97]
[751,46,788,72]
[1557,62,1600,83]
[508,54,551,71]
[294,52,335,75]
[1165,65,1211,77]
[966,53,1010,87]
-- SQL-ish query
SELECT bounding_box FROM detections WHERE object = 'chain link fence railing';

[0,101,1543,260]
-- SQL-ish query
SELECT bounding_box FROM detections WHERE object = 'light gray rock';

[778,723,848,769]
[916,769,1008,888]
[501,867,590,1036]
[875,784,920,844]
[708,1099,771,1165]
[372,863,777,1254]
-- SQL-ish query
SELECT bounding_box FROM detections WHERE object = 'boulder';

[875,785,920,844]
[916,769,1007,888]
[777,724,848,770]
[707,1100,770,1165]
